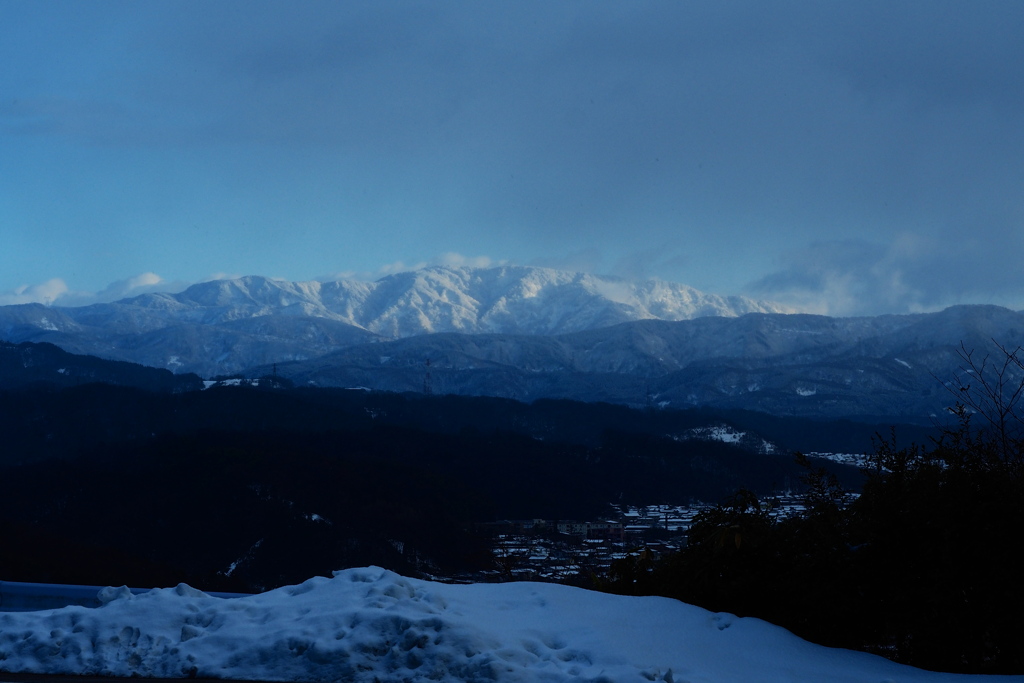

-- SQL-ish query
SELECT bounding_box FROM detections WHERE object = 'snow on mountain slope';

[0,266,787,375]
[0,567,1007,683]
[120,266,787,337]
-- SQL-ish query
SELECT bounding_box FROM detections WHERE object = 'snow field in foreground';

[0,567,1019,683]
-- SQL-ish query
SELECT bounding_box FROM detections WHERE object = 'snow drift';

[0,567,1015,683]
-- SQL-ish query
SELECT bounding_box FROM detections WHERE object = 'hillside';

[264,305,1024,420]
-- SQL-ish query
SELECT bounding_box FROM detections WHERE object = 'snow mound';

[0,567,1009,682]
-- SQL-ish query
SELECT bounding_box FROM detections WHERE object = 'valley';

[1,269,1020,674]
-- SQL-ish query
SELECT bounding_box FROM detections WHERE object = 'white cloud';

[1,273,189,308]
[91,272,166,302]
[744,240,909,316]
[590,279,637,306]
[0,278,70,306]
[739,237,1017,316]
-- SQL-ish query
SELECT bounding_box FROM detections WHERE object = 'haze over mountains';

[2,265,1023,421]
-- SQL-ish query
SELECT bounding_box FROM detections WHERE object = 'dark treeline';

[2,341,1019,674]
[0,380,934,466]
[603,412,1024,674]
[0,340,202,393]
[0,381,864,593]
[0,424,797,591]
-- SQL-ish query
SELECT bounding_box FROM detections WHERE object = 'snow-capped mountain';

[7,265,1022,421]
[0,266,786,375]
[123,265,785,337]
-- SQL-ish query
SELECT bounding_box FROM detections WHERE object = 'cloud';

[1,273,189,308]
[745,240,929,316]
[746,235,1024,316]
[92,272,165,302]
[0,279,70,306]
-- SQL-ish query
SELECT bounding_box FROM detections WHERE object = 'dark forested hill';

[0,340,202,392]
[254,305,1024,421]
[0,376,926,593]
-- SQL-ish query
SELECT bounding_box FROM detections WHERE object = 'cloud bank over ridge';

[748,234,1024,317]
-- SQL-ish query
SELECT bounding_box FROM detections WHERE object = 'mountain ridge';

[0,265,787,375]
[258,304,1024,420]
[3,266,1022,421]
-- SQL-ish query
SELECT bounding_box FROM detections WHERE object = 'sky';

[2,0,1023,316]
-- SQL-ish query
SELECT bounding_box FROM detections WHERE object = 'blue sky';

[2,0,1022,315]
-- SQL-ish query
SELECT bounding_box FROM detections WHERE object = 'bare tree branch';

[939,339,1024,466]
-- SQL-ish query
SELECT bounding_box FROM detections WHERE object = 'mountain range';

[0,265,784,375]
[257,304,1024,420]
[2,265,1022,421]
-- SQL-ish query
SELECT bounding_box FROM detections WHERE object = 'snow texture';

[3,265,788,340]
[0,265,792,377]
[0,567,1015,683]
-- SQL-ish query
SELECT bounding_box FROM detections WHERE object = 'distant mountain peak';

[158,265,788,338]
[338,264,789,337]
[0,265,788,376]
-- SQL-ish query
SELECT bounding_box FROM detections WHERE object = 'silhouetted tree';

[609,341,1024,673]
